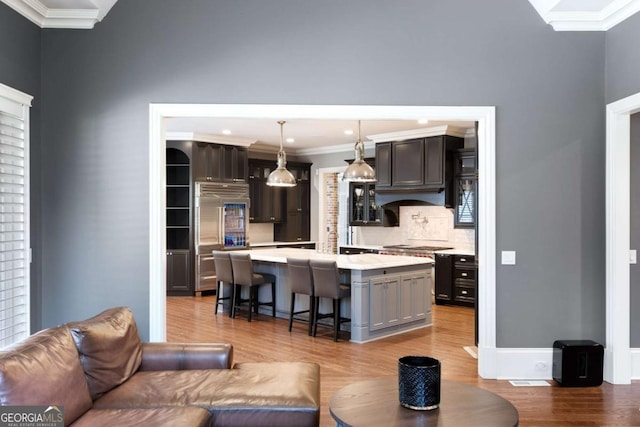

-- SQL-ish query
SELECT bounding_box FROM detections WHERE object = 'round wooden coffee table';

[330,377,518,426]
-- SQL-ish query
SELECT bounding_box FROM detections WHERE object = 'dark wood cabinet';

[376,135,463,192]
[193,142,223,182]
[454,148,476,228]
[349,182,382,226]
[274,161,312,242]
[374,143,391,186]
[166,142,194,296]
[434,253,453,303]
[248,159,283,223]
[166,250,192,295]
[424,136,446,187]
[223,145,248,183]
[193,142,247,183]
[392,138,424,186]
[435,253,476,307]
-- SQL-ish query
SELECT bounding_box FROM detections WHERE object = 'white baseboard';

[479,347,554,380]
[630,348,640,379]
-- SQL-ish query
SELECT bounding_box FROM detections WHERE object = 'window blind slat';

[0,106,27,348]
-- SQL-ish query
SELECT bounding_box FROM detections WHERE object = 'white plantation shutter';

[0,83,32,348]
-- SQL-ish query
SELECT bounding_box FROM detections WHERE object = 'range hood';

[378,192,445,227]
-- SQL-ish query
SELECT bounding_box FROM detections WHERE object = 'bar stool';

[212,251,234,317]
[229,253,276,322]
[309,259,351,341]
[286,258,315,335]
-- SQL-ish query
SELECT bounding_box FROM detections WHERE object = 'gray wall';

[631,114,640,346]
[0,4,42,332]
[605,12,640,346]
[36,0,607,345]
[605,11,640,103]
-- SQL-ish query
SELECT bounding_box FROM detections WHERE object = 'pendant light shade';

[343,120,376,182]
[266,121,297,187]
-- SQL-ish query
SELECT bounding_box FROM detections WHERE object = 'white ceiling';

[165,118,475,155]
[2,0,639,30]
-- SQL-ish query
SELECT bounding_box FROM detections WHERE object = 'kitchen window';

[0,83,32,348]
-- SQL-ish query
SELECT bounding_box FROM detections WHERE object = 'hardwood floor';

[167,296,640,426]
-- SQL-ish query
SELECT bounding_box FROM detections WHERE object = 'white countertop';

[234,248,433,270]
[340,244,476,256]
[433,248,475,256]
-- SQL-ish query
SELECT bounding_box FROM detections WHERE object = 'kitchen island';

[232,248,433,343]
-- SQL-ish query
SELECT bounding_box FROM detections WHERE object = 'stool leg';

[248,286,254,322]
[271,281,276,317]
[308,295,315,336]
[214,280,221,315]
[227,283,233,318]
[289,292,296,332]
[333,298,340,342]
[313,296,320,337]
[231,284,238,319]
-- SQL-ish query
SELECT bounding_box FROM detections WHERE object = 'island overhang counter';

[232,248,434,343]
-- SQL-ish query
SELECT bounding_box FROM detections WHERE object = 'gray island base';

[232,248,434,343]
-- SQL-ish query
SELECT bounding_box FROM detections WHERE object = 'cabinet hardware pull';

[460,258,466,262]
[461,290,468,295]
[461,272,468,277]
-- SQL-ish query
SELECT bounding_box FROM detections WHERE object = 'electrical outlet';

[501,251,516,265]
[534,361,547,370]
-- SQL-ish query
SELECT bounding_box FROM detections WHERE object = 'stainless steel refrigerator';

[194,182,250,294]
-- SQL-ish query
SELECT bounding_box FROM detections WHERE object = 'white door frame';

[605,91,640,384]
[149,104,497,378]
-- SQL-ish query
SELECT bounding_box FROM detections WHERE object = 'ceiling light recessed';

[418,119,429,124]
[286,138,295,143]
[222,129,232,135]
[344,129,354,135]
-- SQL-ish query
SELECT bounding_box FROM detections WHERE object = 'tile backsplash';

[353,206,475,251]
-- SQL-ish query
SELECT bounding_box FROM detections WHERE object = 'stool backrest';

[309,259,341,299]
[287,258,314,295]
[229,253,253,286]
[212,251,233,284]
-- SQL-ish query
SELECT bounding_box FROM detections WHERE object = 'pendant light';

[266,121,297,187]
[343,120,376,182]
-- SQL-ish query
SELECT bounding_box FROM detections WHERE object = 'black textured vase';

[398,356,441,410]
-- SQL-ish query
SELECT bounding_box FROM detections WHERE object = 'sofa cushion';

[0,326,93,425]
[68,306,143,400]
[71,407,212,427]
[93,362,321,427]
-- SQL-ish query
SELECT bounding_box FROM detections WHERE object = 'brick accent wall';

[325,173,339,253]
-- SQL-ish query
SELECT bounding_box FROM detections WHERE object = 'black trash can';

[552,340,603,387]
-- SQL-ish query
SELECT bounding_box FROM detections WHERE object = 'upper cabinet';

[193,142,248,183]
[454,148,477,228]
[375,135,463,192]
[248,159,284,223]
[274,161,312,242]
[349,182,382,226]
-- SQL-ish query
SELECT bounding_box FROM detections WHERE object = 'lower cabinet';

[195,253,216,295]
[370,275,401,330]
[370,271,431,331]
[167,250,192,296]
[435,253,476,307]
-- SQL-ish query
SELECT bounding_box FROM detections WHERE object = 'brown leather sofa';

[0,307,320,427]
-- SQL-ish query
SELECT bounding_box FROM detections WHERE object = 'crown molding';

[366,125,469,143]
[528,0,640,31]
[165,131,256,148]
[0,0,117,29]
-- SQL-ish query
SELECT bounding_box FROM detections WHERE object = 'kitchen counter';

[434,248,475,256]
[234,248,433,343]
[236,248,433,270]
